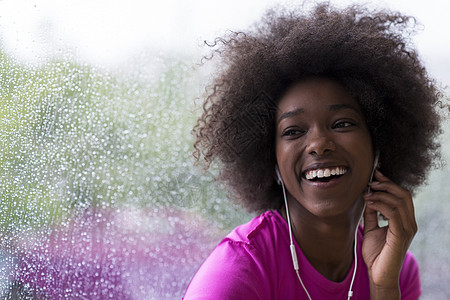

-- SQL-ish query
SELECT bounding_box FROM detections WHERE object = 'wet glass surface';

[0,1,449,299]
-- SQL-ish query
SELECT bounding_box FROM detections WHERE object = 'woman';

[184,3,444,299]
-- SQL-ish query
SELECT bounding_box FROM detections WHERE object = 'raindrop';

[1,1,448,299]
[0,24,252,299]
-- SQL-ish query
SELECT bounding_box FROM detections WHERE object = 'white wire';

[280,173,362,300]
[295,269,313,300]
[281,179,312,300]
[348,152,379,297]
[347,202,365,299]
[281,179,294,246]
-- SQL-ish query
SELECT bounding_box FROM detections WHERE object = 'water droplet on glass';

[1,2,448,299]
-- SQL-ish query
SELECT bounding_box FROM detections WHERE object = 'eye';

[333,121,354,129]
[281,128,306,137]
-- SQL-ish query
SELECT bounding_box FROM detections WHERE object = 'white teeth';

[304,167,347,180]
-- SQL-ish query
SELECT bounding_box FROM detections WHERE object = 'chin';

[300,195,361,219]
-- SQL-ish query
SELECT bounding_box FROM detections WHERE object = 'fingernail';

[369,181,380,186]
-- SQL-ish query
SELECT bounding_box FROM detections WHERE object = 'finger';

[365,201,415,254]
[369,176,416,227]
[369,181,415,222]
[365,197,417,243]
[369,170,416,222]
[364,191,415,230]
[363,200,379,233]
[366,200,403,236]
[370,170,409,198]
[364,189,417,234]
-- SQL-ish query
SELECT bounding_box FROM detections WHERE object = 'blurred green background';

[0,0,449,299]
[0,48,251,299]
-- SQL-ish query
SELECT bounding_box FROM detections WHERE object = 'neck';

[281,195,364,282]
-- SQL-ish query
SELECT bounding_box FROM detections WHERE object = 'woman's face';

[275,77,374,218]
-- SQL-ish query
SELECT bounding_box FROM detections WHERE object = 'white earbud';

[368,150,380,193]
[275,165,283,185]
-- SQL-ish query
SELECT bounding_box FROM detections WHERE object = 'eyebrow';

[327,103,360,113]
[276,103,360,125]
[277,108,305,126]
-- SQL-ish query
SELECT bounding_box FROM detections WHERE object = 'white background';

[0,0,449,86]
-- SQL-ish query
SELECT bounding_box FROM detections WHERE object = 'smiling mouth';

[303,167,347,182]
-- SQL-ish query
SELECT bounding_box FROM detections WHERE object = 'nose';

[305,129,336,156]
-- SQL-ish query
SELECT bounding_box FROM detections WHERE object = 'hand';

[362,170,417,298]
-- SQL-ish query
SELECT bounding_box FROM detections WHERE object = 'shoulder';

[183,211,286,300]
[399,251,422,299]
[227,210,284,245]
[205,210,285,267]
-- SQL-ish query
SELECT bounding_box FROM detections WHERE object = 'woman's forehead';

[276,78,363,116]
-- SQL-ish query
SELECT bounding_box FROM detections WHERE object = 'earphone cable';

[281,179,312,300]
[280,175,360,300]
[277,165,364,299]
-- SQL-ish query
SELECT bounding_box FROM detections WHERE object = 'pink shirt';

[183,210,421,299]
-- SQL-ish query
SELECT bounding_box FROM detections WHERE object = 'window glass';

[0,0,449,299]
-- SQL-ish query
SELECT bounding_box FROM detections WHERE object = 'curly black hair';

[193,3,444,212]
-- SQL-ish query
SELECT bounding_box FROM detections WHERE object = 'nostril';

[304,130,337,156]
[307,144,336,156]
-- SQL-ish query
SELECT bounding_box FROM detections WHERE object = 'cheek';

[275,139,302,164]
[275,141,299,181]
[351,134,374,174]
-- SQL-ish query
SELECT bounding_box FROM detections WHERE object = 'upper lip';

[301,162,348,177]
